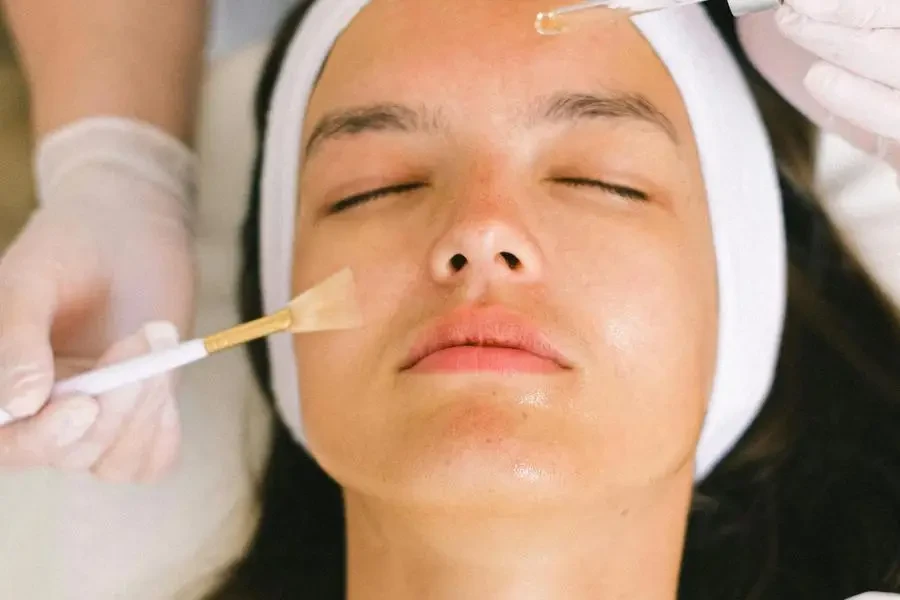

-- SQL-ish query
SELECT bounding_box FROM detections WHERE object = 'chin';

[382,396,582,509]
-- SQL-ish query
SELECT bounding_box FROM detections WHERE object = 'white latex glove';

[738,0,900,175]
[0,118,196,481]
[847,594,900,599]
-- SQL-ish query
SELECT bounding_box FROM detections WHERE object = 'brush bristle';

[287,268,363,333]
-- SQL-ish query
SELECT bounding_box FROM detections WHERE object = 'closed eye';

[328,182,427,214]
[554,178,648,202]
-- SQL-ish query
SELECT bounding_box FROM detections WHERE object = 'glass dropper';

[536,0,782,35]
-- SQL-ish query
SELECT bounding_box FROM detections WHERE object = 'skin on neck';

[344,464,693,600]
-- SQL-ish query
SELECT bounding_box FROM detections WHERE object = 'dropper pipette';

[536,0,782,35]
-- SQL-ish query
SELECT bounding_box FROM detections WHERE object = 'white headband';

[260,1,786,480]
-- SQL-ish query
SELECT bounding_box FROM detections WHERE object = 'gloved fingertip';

[774,4,800,28]
[1,370,54,420]
[143,321,180,352]
[47,395,100,447]
[804,61,843,96]
[97,321,179,368]
[782,0,842,24]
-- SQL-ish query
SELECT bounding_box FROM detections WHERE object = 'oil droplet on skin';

[535,11,567,35]
[535,0,711,37]
[518,390,550,408]
[513,462,546,482]
[535,6,627,36]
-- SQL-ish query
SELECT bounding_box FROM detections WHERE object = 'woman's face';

[292,0,717,508]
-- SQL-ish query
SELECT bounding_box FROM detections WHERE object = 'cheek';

[594,241,716,379]
[563,213,717,478]
[289,220,426,462]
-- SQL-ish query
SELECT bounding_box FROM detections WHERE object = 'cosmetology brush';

[0,268,361,426]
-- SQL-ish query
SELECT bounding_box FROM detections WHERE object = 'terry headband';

[260,1,786,480]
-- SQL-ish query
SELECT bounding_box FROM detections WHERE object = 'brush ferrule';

[203,308,293,354]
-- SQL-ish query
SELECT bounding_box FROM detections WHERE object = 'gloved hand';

[0,117,196,481]
[737,0,900,174]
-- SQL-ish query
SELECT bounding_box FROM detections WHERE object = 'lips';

[401,307,572,373]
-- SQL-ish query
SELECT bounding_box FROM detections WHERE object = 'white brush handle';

[54,338,209,396]
[0,339,208,427]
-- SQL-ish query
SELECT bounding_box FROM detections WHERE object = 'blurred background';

[0,15,33,251]
[0,0,292,253]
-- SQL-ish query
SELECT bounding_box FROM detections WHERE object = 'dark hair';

[210,3,900,598]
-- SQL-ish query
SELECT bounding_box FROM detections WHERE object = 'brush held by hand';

[0,118,195,479]
[0,268,363,423]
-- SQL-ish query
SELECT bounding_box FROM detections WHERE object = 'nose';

[430,219,543,286]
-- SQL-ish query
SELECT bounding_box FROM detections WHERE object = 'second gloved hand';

[773,0,900,171]
[0,118,196,481]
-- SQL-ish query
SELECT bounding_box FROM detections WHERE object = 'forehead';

[303,0,694,144]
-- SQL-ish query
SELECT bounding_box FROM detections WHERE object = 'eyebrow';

[305,103,429,156]
[537,92,678,142]
[303,91,678,157]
